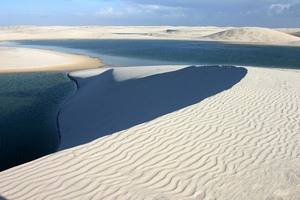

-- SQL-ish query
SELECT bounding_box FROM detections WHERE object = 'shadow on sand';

[59,66,247,150]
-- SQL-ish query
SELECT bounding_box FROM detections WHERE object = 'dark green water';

[0,72,75,171]
[6,40,300,69]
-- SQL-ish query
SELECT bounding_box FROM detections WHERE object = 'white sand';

[275,28,300,35]
[0,65,299,199]
[1,26,299,45]
[0,47,103,73]
[203,27,300,43]
[0,26,227,41]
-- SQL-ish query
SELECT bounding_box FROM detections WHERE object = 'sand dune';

[0,65,299,199]
[276,28,300,40]
[203,27,300,43]
[1,26,299,45]
[0,26,229,42]
[59,66,247,150]
[0,47,103,73]
[163,26,230,38]
[291,31,300,37]
[275,28,300,35]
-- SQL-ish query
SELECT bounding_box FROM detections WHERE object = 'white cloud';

[96,7,115,15]
[268,3,290,15]
[138,4,185,11]
[137,4,186,18]
[94,7,141,17]
[65,0,300,26]
[94,3,186,19]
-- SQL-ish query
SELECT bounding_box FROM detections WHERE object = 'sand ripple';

[0,66,299,200]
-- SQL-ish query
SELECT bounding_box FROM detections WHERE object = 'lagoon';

[0,72,75,171]
[4,39,300,69]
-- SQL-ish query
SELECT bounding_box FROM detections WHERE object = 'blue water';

[4,40,300,69]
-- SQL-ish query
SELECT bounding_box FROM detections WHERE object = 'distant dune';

[203,27,300,43]
[0,26,299,45]
[291,31,300,37]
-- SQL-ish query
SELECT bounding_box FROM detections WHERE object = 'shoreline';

[0,71,76,171]
[0,46,104,73]
[2,37,300,47]
[2,40,300,72]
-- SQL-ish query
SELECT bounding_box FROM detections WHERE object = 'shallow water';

[0,72,75,171]
[4,40,300,69]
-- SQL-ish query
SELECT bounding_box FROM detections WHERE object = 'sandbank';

[0,47,103,73]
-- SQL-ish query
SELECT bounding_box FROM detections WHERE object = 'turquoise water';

[0,72,75,171]
[6,40,300,69]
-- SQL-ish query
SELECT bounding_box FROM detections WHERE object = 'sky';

[0,0,300,27]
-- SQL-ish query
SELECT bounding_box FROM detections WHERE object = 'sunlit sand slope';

[203,27,300,43]
[0,66,299,200]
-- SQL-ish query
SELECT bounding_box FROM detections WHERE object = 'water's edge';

[56,72,78,150]
[0,71,76,171]
[2,40,300,69]
[56,73,79,150]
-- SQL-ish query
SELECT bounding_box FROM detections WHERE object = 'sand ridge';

[59,66,247,150]
[0,66,299,199]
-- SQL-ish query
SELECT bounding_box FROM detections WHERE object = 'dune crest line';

[58,65,247,150]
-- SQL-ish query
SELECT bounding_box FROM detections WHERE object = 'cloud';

[96,7,115,15]
[138,4,185,11]
[268,3,290,16]
[124,0,264,9]
[94,6,141,17]
[137,4,186,18]
[90,0,300,26]
[94,3,186,20]
[268,2,300,17]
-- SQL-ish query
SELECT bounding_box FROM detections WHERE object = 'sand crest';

[0,66,299,199]
[60,66,247,150]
